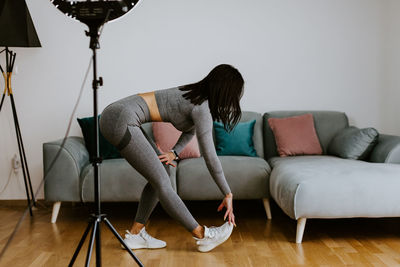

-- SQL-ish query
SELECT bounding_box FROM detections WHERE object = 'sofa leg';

[262,198,272,219]
[51,201,61,223]
[296,218,307,243]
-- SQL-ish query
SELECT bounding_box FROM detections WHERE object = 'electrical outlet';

[12,154,21,174]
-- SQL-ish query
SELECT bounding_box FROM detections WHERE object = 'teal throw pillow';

[77,115,122,160]
[328,126,379,160]
[213,119,258,157]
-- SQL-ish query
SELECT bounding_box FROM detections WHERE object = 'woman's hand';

[157,144,176,167]
[217,193,236,227]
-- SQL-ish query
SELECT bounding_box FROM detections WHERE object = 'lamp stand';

[68,23,143,267]
[0,47,36,216]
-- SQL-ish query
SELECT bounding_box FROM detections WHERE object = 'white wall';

[0,0,394,199]
[381,0,400,135]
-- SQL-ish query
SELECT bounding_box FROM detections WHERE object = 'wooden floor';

[0,199,400,266]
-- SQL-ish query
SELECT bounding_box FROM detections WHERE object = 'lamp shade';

[0,0,41,47]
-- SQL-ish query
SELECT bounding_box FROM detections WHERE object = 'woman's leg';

[130,127,168,232]
[119,124,200,233]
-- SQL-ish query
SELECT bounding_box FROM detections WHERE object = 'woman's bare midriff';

[137,91,163,122]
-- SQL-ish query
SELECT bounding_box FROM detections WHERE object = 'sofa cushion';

[152,121,200,159]
[263,111,349,160]
[80,158,177,202]
[77,115,121,159]
[328,126,379,160]
[213,119,258,157]
[269,155,400,219]
[268,114,323,157]
[213,111,264,158]
[177,156,271,200]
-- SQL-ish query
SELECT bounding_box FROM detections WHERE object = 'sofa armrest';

[369,134,400,164]
[43,136,89,201]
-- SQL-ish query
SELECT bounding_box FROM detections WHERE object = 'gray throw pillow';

[328,126,379,160]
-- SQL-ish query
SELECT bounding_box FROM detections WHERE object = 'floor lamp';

[0,0,41,215]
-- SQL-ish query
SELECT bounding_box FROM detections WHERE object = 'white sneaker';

[121,227,167,250]
[192,221,234,252]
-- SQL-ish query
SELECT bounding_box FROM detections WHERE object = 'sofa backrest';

[212,111,264,158]
[262,111,349,160]
[140,111,264,158]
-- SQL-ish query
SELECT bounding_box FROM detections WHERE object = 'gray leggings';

[99,94,200,232]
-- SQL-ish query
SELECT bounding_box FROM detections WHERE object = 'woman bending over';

[99,64,244,252]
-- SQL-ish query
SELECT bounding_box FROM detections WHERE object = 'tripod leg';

[0,93,5,111]
[14,116,35,207]
[95,218,101,267]
[68,221,93,267]
[103,218,144,267]
[16,116,36,205]
[9,96,32,216]
[85,219,99,267]
[10,95,36,206]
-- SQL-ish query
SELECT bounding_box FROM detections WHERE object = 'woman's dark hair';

[179,64,244,132]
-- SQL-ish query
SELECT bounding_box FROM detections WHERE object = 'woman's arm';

[191,103,232,196]
[171,128,196,155]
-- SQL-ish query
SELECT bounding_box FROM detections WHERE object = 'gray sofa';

[43,110,400,243]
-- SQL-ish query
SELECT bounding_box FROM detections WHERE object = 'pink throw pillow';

[152,122,200,159]
[268,114,323,157]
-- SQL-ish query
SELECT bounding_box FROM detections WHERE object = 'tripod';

[68,23,143,267]
[0,47,36,216]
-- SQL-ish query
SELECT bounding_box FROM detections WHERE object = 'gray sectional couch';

[43,110,400,243]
